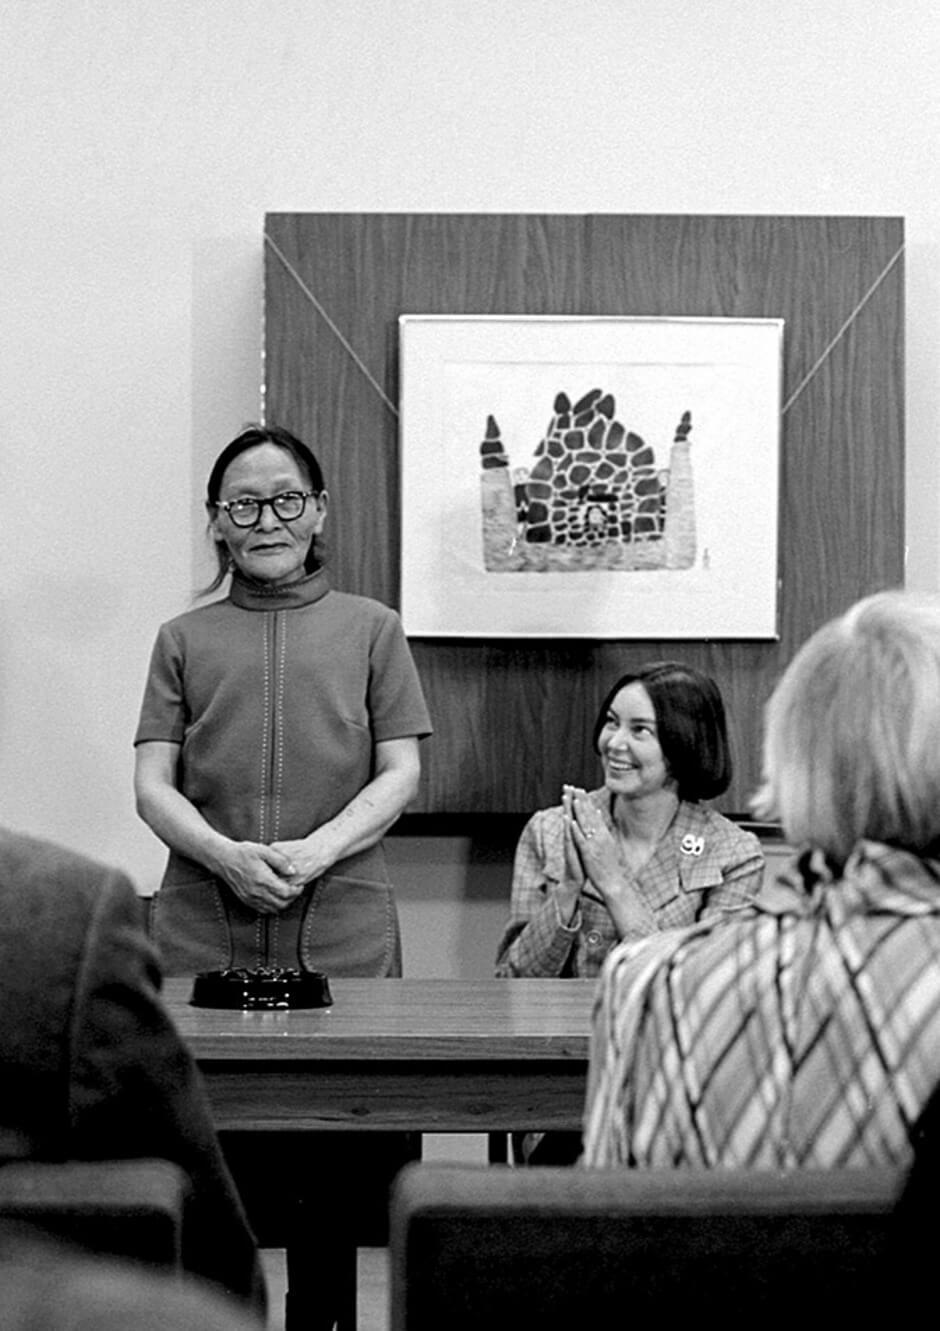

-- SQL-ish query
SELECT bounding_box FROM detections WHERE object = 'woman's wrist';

[555,882,581,927]
[202,833,238,879]
[299,826,340,878]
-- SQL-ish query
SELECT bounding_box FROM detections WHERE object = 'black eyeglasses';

[215,490,319,528]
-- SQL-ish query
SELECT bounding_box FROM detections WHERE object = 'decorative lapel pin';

[680,833,705,857]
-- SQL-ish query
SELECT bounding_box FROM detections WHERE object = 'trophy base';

[190,966,333,1010]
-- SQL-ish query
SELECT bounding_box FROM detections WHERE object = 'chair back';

[0,1159,189,1269]
[389,1162,904,1329]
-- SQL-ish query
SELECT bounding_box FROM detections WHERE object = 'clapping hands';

[563,784,622,892]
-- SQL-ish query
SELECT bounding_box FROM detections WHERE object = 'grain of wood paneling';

[263,214,904,815]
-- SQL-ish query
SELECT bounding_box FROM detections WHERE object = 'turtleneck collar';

[229,567,332,611]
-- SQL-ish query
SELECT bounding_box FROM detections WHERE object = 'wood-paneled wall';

[263,214,904,815]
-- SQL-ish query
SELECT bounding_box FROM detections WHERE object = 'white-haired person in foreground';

[582,590,940,1168]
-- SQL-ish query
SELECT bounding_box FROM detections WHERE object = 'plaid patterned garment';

[495,795,764,978]
[582,841,940,1168]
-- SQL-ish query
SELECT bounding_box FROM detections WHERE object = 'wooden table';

[165,976,595,1134]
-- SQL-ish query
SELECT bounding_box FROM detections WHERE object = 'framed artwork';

[400,315,784,639]
[267,213,903,811]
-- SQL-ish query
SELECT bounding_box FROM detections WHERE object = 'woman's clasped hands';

[561,783,656,937]
[562,783,622,894]
[214,840,305,914]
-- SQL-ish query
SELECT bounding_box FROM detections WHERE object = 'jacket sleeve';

[494,809,582,977]
[66,867,265,1315]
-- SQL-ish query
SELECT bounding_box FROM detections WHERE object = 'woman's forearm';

[135,776,233,876]
[311,763,418,863]
[271,737,421,884]
[134,742,298,912]
[603,883,659,940]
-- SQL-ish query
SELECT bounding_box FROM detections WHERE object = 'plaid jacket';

[582,841,940,1168]
[494,793,764,979]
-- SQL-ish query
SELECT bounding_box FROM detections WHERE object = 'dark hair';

[202,424,326,594]
[591,661,732,802]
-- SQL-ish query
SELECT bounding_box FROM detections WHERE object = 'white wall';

[2,1,937,973]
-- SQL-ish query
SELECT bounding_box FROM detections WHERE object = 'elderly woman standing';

[583,591,940,1169]
[496,661,764,980]
[135,424,431,978]
[134,423,431,1331]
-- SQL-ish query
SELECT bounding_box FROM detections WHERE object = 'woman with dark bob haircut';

[496,661,764,982]
[590,662,732,801]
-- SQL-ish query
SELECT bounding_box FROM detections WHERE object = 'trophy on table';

[190,915,332,1010]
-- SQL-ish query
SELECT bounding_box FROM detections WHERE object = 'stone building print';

[480,389,696,572]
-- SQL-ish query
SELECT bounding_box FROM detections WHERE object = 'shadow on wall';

[386,819,524,979]
[388,818,795,980]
